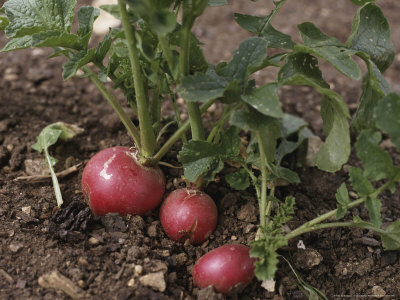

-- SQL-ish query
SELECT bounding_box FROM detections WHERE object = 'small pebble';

[127,278,135,287]
[21,206,31,216]
[134,265,143,277]
[9,243,23,253]
[88,237,100,246]
[139,271,166,292]
[372,285,386,298]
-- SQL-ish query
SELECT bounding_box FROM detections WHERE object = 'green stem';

[206,104,232,143]
[158,35,175,78]
[179,1,205,141]
[256,131,268,230]
[259,0,287,34]
[285,172,400,240]
[118,0,156,157]
[265,186,275,224]
[94,61,138,115]
[44,148,63,207]
[150,99,215,163]
[86,67,141,148]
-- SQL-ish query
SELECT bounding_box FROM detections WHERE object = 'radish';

[159,188,218,244]
[81,147,165,216]
[192,244,255,294]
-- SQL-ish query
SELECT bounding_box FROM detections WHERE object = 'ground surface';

[1,0,400,299]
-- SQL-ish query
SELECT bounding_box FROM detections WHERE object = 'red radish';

[159,188,217,244]
[81,146,165,216]
[192,244,255,294]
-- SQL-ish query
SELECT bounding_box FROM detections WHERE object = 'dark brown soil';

[1,1,400,299]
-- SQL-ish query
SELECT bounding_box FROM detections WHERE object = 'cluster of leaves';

[1,0,399,285]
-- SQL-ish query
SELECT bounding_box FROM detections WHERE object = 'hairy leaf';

[62,49,96,80]
[0,15,9,30]
[242,83,283,118]
[77,6,100,48]
[374,93,400,150]
[4,0,76,37]
[234,13,265,34]
[1,35,32,51]
[347,3,395,72]
[261,24,295,49]
[31,31,79,48]
[336,183,350,219]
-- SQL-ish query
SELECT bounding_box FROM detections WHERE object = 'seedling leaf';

[347,3,395,72]
[1,35,32,52]
[77,6,100,49]
[374,93,400,150]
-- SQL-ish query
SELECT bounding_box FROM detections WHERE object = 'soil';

[1,0,400,299]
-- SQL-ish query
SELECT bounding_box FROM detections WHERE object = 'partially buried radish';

[81,146,165,216]
[193,244,255,294]
[160,188,217,244]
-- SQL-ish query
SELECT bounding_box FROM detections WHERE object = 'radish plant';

[1,0,400,293]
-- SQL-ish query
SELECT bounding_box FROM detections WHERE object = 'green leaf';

[272,165,300,184]
[298,22,342,47]
[32,128,62,153]
[177,71,230,102]
[95,28,122,62]
[347,3,395,72]
[31,31,79,48]
[374,93,400,150]
[77,6,100,48]
[261,24,295,50]
[313,97,351,172]
[336,183,350,219]
[4,0,76,37]
[234,13,265,34]
[349,166,374,196]
[350,0,374,5]
[218,37,268,89]
[226,169,250,190]
[242,83,283,118]
[280,113,308,137]
[62,49,96,80]
[100,4,137,22]
[278,53,329,89]
[177,141,222,183]
[380,220,400,251]
[365,196,382,228]
[355,130,397,181]
[208,0,227,6]
[351,60,391,132]
[0,15,9,30]
[1,35,32,52]
[178,127,241,183]
[148,8,176,36]
[297,22,360,79]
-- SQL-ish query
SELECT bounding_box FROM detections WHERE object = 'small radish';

[159,188,217,244]
[192,244,255,294]
[81,146,165,216]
